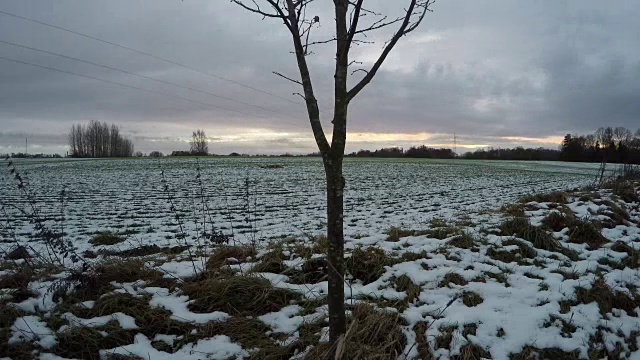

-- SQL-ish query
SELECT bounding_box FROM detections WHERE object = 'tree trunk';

[324,156,346,346]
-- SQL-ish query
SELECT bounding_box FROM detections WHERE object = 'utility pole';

[25,138,28,155]
[453,133,457,155]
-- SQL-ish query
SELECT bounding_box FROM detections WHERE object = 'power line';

[0,55,315,133]
[0,9,307,108]
[0,55,258,118]
[0,38,288,116]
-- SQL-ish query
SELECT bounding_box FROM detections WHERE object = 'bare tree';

[68,121,134,157]
[232,0,435,350]
[190,129,209,155]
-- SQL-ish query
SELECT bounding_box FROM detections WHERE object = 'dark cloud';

[0,0,638,154]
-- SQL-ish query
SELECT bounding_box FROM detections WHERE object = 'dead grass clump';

[459,343,490,360]
[183,275,301,316]
[598,200,630,227]
[345,246,393,285]
[462,291,484,307]
[500,203,526,218]
[510,346,580,360]
[393,275,421,306]
[576,278,639,316]
[0,303,25,357]
[101,244,190,258]
[486,248,518,264]
[543,314,576,338]
[602,179,639,203]
[89,231,126,246]
[611,241,640,269]
[439,272,468,287]
[485,272,510,287]
[206,244,256,271]
[541,211,571,232]
[55,322,136,360]
[288,257,327,284]
[427,226,463,240]
[448,233,475,249]
[311,235,329,254]
[252,246,287,274]
[434,324,456,350]
[413,321,434,360]
[502,239,537,259]
[67,293,193,337]
[567,218,608,249]
[187,316,292,358]
[385,226,412,242]
[0,266,37,302]
[400,250,430,262]
[520,191,568,204]
[500,218,562,252]
[550,269,580,280]
[306,304,406,360]
[69,259,169,301]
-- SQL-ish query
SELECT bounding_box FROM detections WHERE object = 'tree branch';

[347,0,434,102]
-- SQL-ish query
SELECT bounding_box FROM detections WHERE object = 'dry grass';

[206,244,256,270]
[499,218,560,252]
[541,211,571,232]
[447,233,475,249]
[575,278,639,316]
[459,343,490,360]
[500,217,579,260]
[68,259,173,301]
[288,257,327,284]
[520,191,569,204]
[345,246,394,285]
[252,245,287,274]
[611,241,640,269]
[567,218,608,249]
[0,303,26,358]
[392,274,421,307]
[306,304,406,360]
[462,291,484,307]
[0,265,37,302]
[413,321,434,360]
[602,179,639,203]
[510,346,580,360]
[183,275,301,316]
[89,231,126,246]
[439,272,468,287]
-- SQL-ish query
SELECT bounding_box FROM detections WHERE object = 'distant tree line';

[1,153,63,159]
[559,127,640,164]
[68,121,134,157]
[462,147,560,161]
[346,146,456,159]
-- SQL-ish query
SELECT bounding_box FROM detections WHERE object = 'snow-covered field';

[1,157,600,253]
[2,157,639,359]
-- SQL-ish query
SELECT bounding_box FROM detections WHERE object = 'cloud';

[0,0,638,154]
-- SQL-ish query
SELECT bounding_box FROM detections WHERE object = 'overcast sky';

[0,0,638,155]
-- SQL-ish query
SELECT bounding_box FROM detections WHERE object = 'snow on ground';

[1,158,638,359]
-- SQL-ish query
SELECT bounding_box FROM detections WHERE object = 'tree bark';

[324,155,346,346]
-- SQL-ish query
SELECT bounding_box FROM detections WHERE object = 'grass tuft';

[462,291,484,307]
[306,304,406,360]
[567,218,608,249]
[89,231,126,246]
[439,272,468,287]
[575,278,639,316]
[345,246,393,285]
[519,191,568,204]
[183,274,301,316]
[206,244,256,270]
